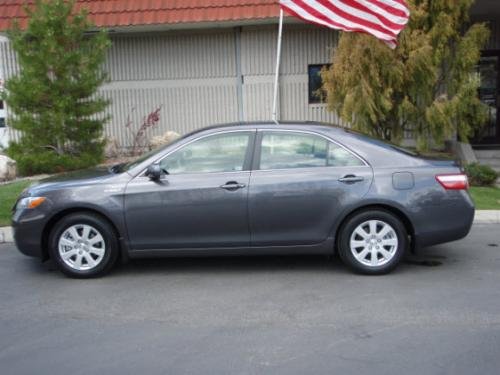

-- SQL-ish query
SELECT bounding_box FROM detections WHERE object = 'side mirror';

[145,164,162,181]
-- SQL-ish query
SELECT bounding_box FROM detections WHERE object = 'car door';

[124,130,255,250]
[248,130,373,246]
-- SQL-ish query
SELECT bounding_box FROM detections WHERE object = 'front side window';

[160,132,251,174]
[259,132,363,170]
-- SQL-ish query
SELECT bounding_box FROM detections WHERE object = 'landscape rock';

[104,137,120,158]
[149,131,180,150]
[0,154,16,182]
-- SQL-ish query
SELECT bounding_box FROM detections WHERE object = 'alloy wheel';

[349,220,398,267]
[58,224,106,271]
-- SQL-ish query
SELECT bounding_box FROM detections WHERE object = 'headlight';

[16,197,47,210]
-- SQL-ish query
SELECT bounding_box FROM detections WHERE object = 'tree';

[322,0,490,150]
[2,0,111,174]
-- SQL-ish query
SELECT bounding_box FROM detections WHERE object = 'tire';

[48,212,119,278]
[337,209,408,275]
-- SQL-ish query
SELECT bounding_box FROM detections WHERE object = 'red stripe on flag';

[283,0,394,42]
[279,0,409,48]
[338,0,405,30]
[367,0,409,18]
[315,0,398,37]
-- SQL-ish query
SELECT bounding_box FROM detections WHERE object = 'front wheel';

[48,213,119,278]
[337,210,408,275]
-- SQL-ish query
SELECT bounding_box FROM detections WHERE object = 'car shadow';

[33,245,456,278]
[115,254,349,276]
[113,244,456,276]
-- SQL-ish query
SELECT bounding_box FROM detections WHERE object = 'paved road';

[1,225,499,375]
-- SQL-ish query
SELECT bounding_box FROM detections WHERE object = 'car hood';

[27,166,128,195]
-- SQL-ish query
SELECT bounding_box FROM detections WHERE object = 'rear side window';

[259,132,363,170]
[327,144,364,167]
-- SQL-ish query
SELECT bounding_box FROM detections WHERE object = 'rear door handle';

[220,181,246,191]
[338,175,364,183]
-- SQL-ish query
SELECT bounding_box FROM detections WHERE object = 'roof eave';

[0,16,306,35]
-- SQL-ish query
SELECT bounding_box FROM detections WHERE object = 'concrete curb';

[0,226,13,244]
[1,210,499,244]
[474,210,500,224]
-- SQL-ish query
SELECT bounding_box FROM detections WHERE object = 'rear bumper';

[414,192,475,248]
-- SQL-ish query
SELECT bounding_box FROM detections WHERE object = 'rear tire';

[48,213,119,278]
[337,209,407,275]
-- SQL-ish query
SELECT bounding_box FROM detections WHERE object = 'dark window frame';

[308,64,331,104]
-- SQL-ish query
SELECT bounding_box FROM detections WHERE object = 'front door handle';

[338,175,365,184]
[220,181,246,191]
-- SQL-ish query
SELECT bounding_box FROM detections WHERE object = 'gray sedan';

[12,122,474,277]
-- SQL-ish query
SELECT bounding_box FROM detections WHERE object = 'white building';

[0,0,499,165]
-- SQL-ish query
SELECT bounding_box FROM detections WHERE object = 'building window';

[308,64,331,104]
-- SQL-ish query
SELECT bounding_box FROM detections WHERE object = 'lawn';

[0,180,32,226]
[469,186,500,210]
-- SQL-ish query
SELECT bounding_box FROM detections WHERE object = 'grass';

[0,180,32,226]
[469,186,500,210]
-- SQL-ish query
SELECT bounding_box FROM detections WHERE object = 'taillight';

[435,174,469,190]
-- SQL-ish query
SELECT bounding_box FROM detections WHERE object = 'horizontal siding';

[279,79,342,124]
[0,40,19,142]
[241,24,339,125]
[241,24,337,76]
[100,83,239,147]
[4,22,440,148]
[0,40,18,79]
[105,31,237,81]
[242,81,273,121]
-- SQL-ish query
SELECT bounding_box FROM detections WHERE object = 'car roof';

[185,121,349,138]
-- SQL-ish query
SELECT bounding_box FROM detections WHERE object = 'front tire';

[48,213,119,278]
[337,209,407,275]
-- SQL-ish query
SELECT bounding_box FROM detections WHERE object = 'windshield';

[115,132,192,173]
[120,148,162,172]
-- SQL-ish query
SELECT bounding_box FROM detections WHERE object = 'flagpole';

[272,8,284,124]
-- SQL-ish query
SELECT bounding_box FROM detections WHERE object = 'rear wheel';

[48,213,119,278]
[338,210,407,275]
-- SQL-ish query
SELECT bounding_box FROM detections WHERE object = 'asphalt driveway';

[0,224,499,375]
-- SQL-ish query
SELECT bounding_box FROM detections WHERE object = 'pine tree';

[2,0,111,174]
[322,0,490,150]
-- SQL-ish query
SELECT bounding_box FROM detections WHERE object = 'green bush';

[8,143,103,176]
[465,163,498,187]
[2,0,110,176]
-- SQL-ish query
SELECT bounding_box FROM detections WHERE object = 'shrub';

[465,163,498,187]
[125,106,162,156]
[2,0,110,175]
[8,143,103,176]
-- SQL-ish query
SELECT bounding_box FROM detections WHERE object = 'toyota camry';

[12,122,474,277]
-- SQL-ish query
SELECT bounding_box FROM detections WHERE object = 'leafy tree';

[2,0,110,174]
[322,0,490,150]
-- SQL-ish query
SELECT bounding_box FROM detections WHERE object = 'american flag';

[279,0,410,48]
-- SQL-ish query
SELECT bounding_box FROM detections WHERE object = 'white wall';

[98,25,341,147]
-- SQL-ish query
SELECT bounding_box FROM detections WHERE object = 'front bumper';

[12,207,50,259]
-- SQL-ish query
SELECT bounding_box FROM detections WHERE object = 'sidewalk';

[1,211,499,244]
